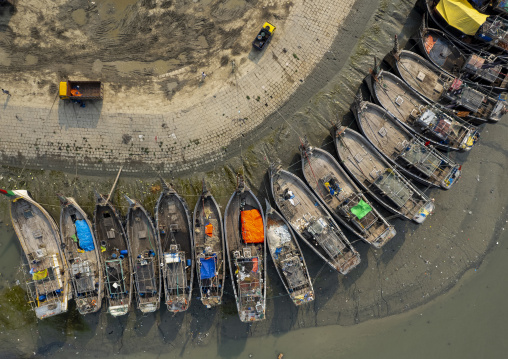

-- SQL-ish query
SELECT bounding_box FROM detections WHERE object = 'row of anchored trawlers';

[1,125,459,323]
[3,12,501,322]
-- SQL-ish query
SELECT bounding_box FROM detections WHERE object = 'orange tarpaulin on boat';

[205,223,213,237]
[425,35,436,53]
[241,209,264,244]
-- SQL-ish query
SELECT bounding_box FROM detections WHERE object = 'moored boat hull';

[265,200,314,305]
[353,100,462,190]
[300,142,396,248]
[59,196,103,315]
[155,180,194,313]
[419,25,508,93]
[224,176,267,322]
[333,126,436,224]
[193,182,225,308]
[269,166,361,275]
[125,196,161,314]
[94,193,132,317]
[368,70,480,152]
[394,49,506,124]
[1,189,70,320]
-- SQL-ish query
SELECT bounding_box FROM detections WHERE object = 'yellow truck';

[252,22,276,50]
[59,81,103,100]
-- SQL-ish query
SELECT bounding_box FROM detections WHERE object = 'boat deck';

[225,189,265,321]
[157,192,193,311]
[336,129,427,219]
[423,30,465,73]
[272,169,360,274]
[374,72,473,150]
[302,147,391,245]
[374,72,429,132]
[11,198,67,311]
[358,102,450,185]
[397,52,453,103]
[194,193,224,307]
[398,52,497,119]
[127,204,160,311]
[266,210,314,305]
[12,199,61,259]
[61,201,101,313]
[95,203,131,309]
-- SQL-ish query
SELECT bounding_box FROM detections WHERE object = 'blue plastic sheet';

[200,254,216,280]
[75,219,95,252]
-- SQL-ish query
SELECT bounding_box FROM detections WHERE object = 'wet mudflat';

[1,0,507,357]
[0,0,291,101]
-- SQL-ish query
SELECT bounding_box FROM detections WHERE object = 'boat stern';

[441,165,461,190]
[35,299,67,319]
[76,296,101,315]
[139,302,159,313]
[201,296,222,308]
[461,130,479,151]
[413,200,435,224]
[337,251,361,275]
[166,296,189,313]
[108,304,129,316]
[489,98,507,123]
[371,226,397,249]
[292,291,315,306]
[239,305,265,322]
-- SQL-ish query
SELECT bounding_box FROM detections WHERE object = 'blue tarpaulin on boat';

[75,219,95,252]
[200,254,216,280]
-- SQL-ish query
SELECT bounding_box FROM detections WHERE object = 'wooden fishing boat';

[425,0,508,54]
[224,176,266,322]
[333,126,436,223]
[419,25,508,92]
[265,200,314,306]
[1,189,70,319]
[458,0,508,27]
[300,141,396,248]
[58,195,103,315]
[193,181,225,308]
[368,69,480,151]
[269,165,360,275]
[155,179,194,313]
[394,49,506,123]
[125,196,160,313]
[467,0,497,13]
[94,192,132,316]
[466,0,508,15]
[493,0,508,16]
[353,100,462,190]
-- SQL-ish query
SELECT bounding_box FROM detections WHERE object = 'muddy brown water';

[1,0,507,357]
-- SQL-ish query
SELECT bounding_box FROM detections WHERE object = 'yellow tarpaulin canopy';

[32,269,48,281]
[436,0,489,35]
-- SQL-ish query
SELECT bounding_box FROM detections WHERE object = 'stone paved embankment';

[0,0,355,175]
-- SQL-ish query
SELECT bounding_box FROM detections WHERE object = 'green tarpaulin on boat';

[350,199,372,220]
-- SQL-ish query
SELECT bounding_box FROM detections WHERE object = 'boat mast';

[107,166,123,203]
